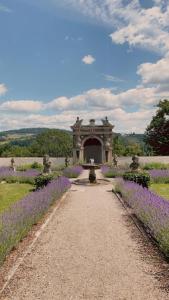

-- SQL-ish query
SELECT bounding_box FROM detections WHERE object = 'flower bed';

[149,169,169,183]
[115,179,169,257]
[0,176,71,265]
[101,166,125,178]
[0,167,40,184]
[63,166,83,178]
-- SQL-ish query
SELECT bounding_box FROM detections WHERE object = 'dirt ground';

[1,170,169,299]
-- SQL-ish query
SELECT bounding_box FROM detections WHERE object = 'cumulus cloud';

[0,107,156,133]
[137,57,169,85]
[82,55,95,64]
[48,87,159,111]
[0,100,43,112]
[0,83,8,96]
[61,0,169,55]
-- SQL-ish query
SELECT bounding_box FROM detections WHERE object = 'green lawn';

[0,183,32,213]
[151,183,169,200]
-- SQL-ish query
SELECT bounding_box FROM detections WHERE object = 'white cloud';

[82,55,95,64]
[137,57,169,85]
[104,74,124,82]
[61,0,169,55]
[0,83,8,96]
[0,100,43,112]
[0,106,156,133]
[47,87,159,112]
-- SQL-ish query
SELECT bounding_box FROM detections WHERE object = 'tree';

[30,129,73,157]
[145,99,169,155]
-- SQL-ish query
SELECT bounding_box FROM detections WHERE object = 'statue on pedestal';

[43,155,52,174]
[10,158,16,172]
[130,155,140,172]
[113,154,118,167]
[65,156,70,168]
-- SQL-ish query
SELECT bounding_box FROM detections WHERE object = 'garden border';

[0,189,70,297]
[112,190,167,259]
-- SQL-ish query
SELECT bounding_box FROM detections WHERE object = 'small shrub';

[31,162,43,170]
[123,172,150,188]
[34,174,54,190]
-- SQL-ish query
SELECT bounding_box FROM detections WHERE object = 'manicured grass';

[151,183,169,200]
[0,183,32,213]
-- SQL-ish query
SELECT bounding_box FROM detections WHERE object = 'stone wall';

[0,156,168,167]
[0,157,73,167]
[117,156,169,165]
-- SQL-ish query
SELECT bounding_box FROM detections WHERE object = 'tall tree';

[145,100,169,155]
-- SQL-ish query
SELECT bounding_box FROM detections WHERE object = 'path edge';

[0,190,70,297]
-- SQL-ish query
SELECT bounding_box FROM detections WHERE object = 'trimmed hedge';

[123,172,150,188]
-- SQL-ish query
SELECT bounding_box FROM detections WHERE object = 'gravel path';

[2,170,168,300]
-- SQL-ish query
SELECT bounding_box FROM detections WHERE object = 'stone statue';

[65,156,70,168]
[113,154,118,167]
[74,117,83,127]
[10,158,16,171]
[43,155,52,174]
[130,155,140,172]
[102,116,111,126]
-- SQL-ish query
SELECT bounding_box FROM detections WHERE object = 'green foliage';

[143,162,169,170]
[17,162,43,171]
[123,172,150,188]
[30,129,73,157]
[34,174,54,190]
[113,134,144,156]
[145,99,169,155]
[31,162,43,170]
[0,129,73,157]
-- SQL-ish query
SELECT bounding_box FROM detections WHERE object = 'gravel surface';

[1,170,169,299]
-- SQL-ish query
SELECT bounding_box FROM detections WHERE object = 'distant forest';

[0,127,152,157]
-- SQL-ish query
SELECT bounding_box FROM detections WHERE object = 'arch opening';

[84,138,102,164]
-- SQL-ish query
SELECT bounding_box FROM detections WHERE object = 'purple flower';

[63,166,83,178]
[149,169,169,183]
[116,179,169,256]
[0,176,71,264]
[0,167,40,180]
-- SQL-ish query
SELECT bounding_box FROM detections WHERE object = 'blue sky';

[0,0,169,132]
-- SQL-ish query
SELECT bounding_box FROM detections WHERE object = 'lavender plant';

[101,165,126,178]
[0,176,71,264]
[0,167,40,184]
[63,166,83,178]
[116,179,169,256]
[149,169,169,183]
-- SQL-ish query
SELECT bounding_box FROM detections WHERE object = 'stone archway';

[83,137,102,164]
[71,118,114,164]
